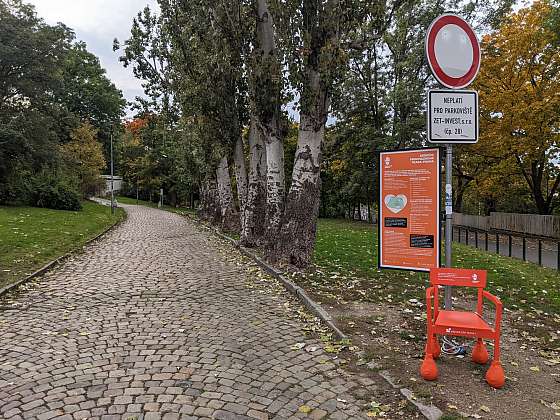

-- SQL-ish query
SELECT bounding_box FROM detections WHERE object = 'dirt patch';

[315,297,560,420]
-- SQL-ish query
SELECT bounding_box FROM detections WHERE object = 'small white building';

[100,175,123,196]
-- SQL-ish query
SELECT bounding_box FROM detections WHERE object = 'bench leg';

[485,336,505,388]
[424,335,439,357]
[472,338,489,364]
[421,333,439,381]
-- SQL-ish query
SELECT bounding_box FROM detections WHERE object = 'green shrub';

[1,164,82,211]
[31,179,82,211]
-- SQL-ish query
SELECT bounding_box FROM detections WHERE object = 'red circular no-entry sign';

[425,13,480,89]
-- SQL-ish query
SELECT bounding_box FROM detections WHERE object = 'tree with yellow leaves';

[474,0,560,214]
[61,121,106,197]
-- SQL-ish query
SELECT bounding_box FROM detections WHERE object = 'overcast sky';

[28,0,159,116]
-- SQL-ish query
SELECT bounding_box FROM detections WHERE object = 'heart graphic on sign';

[384,194,408,214]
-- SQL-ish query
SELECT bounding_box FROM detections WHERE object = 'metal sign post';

[110,132,115,215]
[444,145,453,309]
[425,13,481,310]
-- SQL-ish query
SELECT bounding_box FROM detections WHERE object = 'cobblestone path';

[0,206,403,420]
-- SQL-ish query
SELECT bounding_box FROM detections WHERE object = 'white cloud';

[27,0,159,116]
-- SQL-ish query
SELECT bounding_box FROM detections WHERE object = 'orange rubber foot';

[472,340,489,364]
[485,360,505,389]
[420,355,438,381]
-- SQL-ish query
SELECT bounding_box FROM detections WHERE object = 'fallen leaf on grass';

[447,404,458,410]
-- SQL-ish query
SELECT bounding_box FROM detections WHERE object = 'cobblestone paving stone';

[0,205,401,420]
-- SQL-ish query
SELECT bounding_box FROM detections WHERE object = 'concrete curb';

[379,371,443,419]
[0,208,127,298]
[185,214,348,341]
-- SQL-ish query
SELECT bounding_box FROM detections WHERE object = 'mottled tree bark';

[275,69,329,267]
[241,117,267,246]
[198,176,220,225]
[254,0,286,245]
[233,135,248,232]
[216,156,238,232]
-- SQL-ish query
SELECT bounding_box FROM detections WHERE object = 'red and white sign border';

[425,13,481,89]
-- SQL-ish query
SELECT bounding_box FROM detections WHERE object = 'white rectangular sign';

[428,89,478,144]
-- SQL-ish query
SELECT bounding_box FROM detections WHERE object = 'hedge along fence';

[454,212,560,239]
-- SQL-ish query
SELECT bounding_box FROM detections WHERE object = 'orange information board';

[378,148,440,271]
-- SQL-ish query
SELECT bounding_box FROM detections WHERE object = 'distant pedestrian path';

[0,205,385,419]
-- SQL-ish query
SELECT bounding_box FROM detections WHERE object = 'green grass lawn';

[309,218,560,314]
[0,201,125,290]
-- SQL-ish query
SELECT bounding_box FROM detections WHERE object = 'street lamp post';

[110,132,115,215]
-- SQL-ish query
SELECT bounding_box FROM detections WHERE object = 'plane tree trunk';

[275,69,329,266]
[254,0,286,245]
[241,117,267,246]
[233,135,249,233]
[216,156,238,232]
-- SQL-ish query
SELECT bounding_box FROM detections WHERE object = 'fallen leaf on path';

[291,343,305,350]
[298,405,312,414]
[480,405,490,413]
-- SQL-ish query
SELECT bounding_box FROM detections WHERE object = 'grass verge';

[307,218,560,314]
[0,201,125,290]
[297,219,560,420]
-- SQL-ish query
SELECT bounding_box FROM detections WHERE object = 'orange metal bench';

[420,268,505,388]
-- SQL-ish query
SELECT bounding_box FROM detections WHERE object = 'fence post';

[485,232,488,251]
[508,235,512,257]
[538,240,542,266]
[496,233,500,254]
[522,237,526,261]
[475,231,478,248]
[557,242,559,270]
[466,229,469,246]
[452,226,454,242]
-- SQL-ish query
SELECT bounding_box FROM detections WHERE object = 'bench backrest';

[430,267,487,288]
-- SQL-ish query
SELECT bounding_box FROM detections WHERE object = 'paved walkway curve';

[0,206,398,420]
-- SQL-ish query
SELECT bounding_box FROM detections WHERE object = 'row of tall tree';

[117,0,558,267]
[0,0,125,209]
